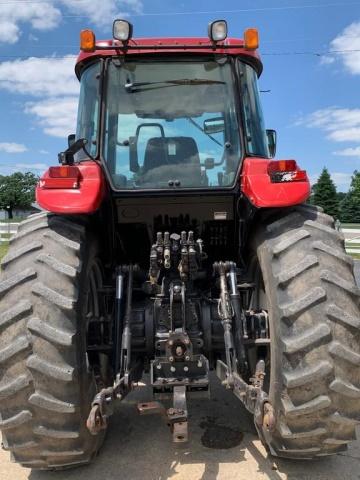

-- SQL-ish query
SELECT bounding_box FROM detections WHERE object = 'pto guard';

[241,157,310,208]
[36,161,105,214]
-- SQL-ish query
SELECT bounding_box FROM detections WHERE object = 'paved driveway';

[354,259,360,284]
[0,262,359,480]
[1,376,360,480]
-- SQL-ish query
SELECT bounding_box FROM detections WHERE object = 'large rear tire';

[0,212,107,469]
[253,204,360,459]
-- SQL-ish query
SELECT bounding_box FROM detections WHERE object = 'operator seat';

[142,136,203,187]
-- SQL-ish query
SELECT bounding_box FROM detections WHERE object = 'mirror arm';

[58,138,89,165]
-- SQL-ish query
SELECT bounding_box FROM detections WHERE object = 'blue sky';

[0,0,360,191]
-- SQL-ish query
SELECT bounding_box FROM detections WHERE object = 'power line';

[0,49,359,60]
[0,1,359,14]
[263,49,360,56]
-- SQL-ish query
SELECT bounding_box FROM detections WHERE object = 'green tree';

[0,172,38,219]
[339,170,360,223]
[312,167,339,218]
[336,191,347,203]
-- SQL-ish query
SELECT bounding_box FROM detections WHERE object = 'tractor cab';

[76,45,268,191]
[37,20,308,212]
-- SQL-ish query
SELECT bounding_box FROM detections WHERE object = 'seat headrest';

[143,136,200,172]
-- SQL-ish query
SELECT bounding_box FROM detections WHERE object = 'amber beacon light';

[80,29,96,52]
[244,28,259,50]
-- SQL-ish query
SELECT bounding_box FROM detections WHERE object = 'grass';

[0,242,9,264]
[0,217,26,223]
[0,233,11,240]
[351,253,360,260]
[341,224,360,229]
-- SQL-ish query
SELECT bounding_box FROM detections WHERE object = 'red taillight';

[40,166,81,189]
[267,160,308,183]
[49,166,80,178]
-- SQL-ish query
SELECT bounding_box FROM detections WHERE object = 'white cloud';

[0,56,78,97]
[323,22,360,75]
[297,107,360,142]
[0,1,143,44]
[39,149,50,155]
[0,142,28,153]
[320,55,335,66]
[28,34,39,42]
[332,172,353,190]
[0,162,48,176]
[0,20,20,45]
[0,56,79,138]
[0,3,61,44]
[14,163,48,171]
[25,97,78,138]
[60,0,143,27]
[333,147,360,158]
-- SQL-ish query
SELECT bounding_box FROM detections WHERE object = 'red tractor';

[1,20,359,470]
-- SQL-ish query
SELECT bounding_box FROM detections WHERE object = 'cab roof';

[75,37,263,78]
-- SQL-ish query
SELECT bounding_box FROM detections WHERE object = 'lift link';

[87,264,142,435]
[213,261,238,385]
[214,261,276,432]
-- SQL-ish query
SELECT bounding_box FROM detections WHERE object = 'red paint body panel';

[76,37,262,77]
[36,162,105,214]
[241,157,310,208]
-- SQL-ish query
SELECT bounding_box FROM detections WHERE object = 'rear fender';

[240,157,310,208]
[36,161,105,214]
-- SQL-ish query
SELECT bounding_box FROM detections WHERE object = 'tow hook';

[262,402,276,432]
[137,385,189,443]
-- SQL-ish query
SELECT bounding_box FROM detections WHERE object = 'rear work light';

[208,20,228,42]
[267,160,308,183]
[113,19,133,42]
[40,166,81,189]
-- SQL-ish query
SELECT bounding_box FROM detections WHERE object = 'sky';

[0,0,360,191]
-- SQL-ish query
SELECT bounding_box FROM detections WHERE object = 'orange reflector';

[268,160,297,174]
[244,28,259,50]
[80,29,96,52]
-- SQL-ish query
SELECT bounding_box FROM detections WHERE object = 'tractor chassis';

[86,242,275,442]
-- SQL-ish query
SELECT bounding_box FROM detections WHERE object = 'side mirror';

[203,157,215,169]
[68,134,76,148]
[266,129,277,158]
[204,117,225,135]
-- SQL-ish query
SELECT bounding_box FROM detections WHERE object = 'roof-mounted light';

[208,20,227,43]
[113,19,133,43]
[244,28,259,50]
[80,29,96,52]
